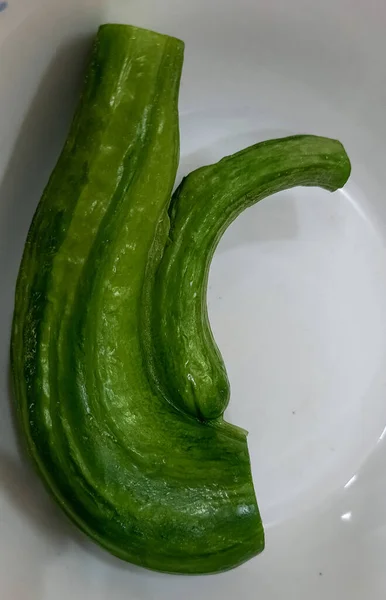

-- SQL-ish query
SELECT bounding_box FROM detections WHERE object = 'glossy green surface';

[152,136,352,420]
[11,23,351,574]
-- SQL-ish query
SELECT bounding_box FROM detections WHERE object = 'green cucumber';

[151,135,351,420]
[11,23,351,574]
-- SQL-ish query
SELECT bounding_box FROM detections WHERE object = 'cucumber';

[11,23,351,574]
[151,135,352,420]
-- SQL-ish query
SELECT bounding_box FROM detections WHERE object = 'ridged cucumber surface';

[11,23,351,574]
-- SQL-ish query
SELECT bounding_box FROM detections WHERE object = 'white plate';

[1,0,386,597]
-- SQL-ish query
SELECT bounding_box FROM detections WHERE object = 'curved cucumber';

[151,136,351,420]
[11,23,351,574]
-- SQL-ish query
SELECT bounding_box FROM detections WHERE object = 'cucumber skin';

[10,25,351,574]
[152,136,351,420]
[11,24,263,574]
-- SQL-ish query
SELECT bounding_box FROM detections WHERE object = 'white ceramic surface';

[1,0,386,598]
